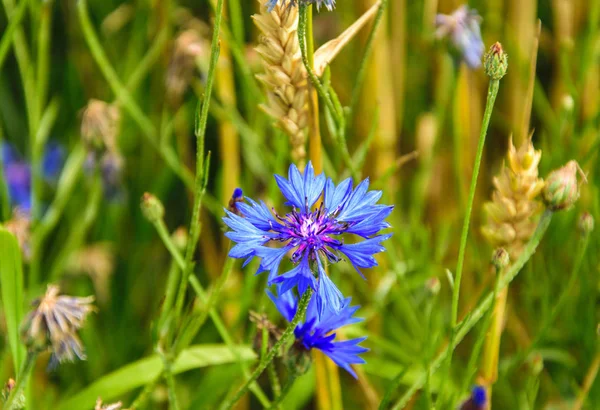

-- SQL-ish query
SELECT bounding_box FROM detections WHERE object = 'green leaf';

[56,344,257,410]
[0,227,26,372]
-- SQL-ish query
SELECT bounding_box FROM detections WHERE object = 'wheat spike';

[482,136,545,259]
[252,0,308,166]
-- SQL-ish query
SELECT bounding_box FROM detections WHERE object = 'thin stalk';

[502,232,592,373]
[442,78,501,394]
[306,5,322,172]
[0,0,28,71]
[348,0,388,123]
[162,356,181,410]
[388,210,553,410]
[77,0,194,188]
[174,0,225,319]
[268,361,282,401]
[269,374,298,410]
[220,289,313,410]
[572,351,600,410]
[0,127,10,221]
[4,352,37,410]
[461,265,503,395]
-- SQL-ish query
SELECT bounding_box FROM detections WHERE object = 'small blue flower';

[268,288,367,378]
[458,385,487,410]
[267,0,336,12]
[223,162,392,315]
[435,6,484,69]
[1,142,65,212]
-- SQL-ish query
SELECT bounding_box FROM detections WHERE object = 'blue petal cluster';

[268,288,367,378]
[435,6,485,69]
[459,385,487,410]
[1,142,64,212]
[267,0,336,12]
[223,162,392,315]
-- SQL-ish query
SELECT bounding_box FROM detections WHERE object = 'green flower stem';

[4,351,37,410]
[297,5,357,178]
[160,352,181,410]
[77,0,194,188]
[348,0,389,123]
[150,221,270,406]
[501,231,592,374]
[0,0,28,72]
[442,78,501,393]
[48,173,103,282]
[269,373,298,410]
[388,210,553,410]
[0,128,10,221]
[220,288,313,410]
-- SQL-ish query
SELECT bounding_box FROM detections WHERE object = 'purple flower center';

[274,203,349,264]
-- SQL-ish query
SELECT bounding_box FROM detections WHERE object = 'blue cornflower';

[267,0,336,12]
[1,142,65,212]
[223,162,392,315]
[435,6,484,69]
[458,385,487,410]
[268,288,367,378]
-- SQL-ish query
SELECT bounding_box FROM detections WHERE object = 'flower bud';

[579,212,595,236]
[484,42,508,80]
[228,187,244,216]
[425,277,441,295]
[492,248,510,271]
[543,160,582,211]
[141,193,165,223]
[172,227,189,252]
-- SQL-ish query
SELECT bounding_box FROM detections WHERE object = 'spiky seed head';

[579,212,595,236]
[20,285,95,366]
[81,100,120,155]
[140,193,165,223]
[484,42,508,80]
[543,160,582,211]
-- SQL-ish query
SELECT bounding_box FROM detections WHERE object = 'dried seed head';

[66,244,115,305]
[81,100,120,155]
[21,285,95,367]
[543,160,584,211]
[166,29,207,105]
[482,137,544,259]
[253,0,308,165]
[484,42,508,80]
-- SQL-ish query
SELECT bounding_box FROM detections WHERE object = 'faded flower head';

[579,212,594,236]
[1,142,64,213]
[223,162,392,315]
[81,99,120,155]
[21,285,95,367]
[66,244,115,305]
[435,5,484,69]
[267,0,336,12]
[269,289,367,378]
[543,160,584,211]
[459,385,487,410]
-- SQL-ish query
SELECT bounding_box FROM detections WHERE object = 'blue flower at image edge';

[1,142,64,212]
[222,162,393,316]
[268,289,367,378]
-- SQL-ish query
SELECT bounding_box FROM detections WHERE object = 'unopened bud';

[172,227,188,251]
[579,212,595,236]
[141,193,165,223]
[543,160,583,211]
[484,42,508,80]
[228,187,244,216]
[528,353,544,375]
[492,248,510,271]
[425,277,441,295]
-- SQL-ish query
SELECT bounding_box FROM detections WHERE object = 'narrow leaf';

[0,227,26,371]
[56,345,257,410]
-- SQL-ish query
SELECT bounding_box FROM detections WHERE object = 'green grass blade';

[56,345,257,409]
[0,226,26,372]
